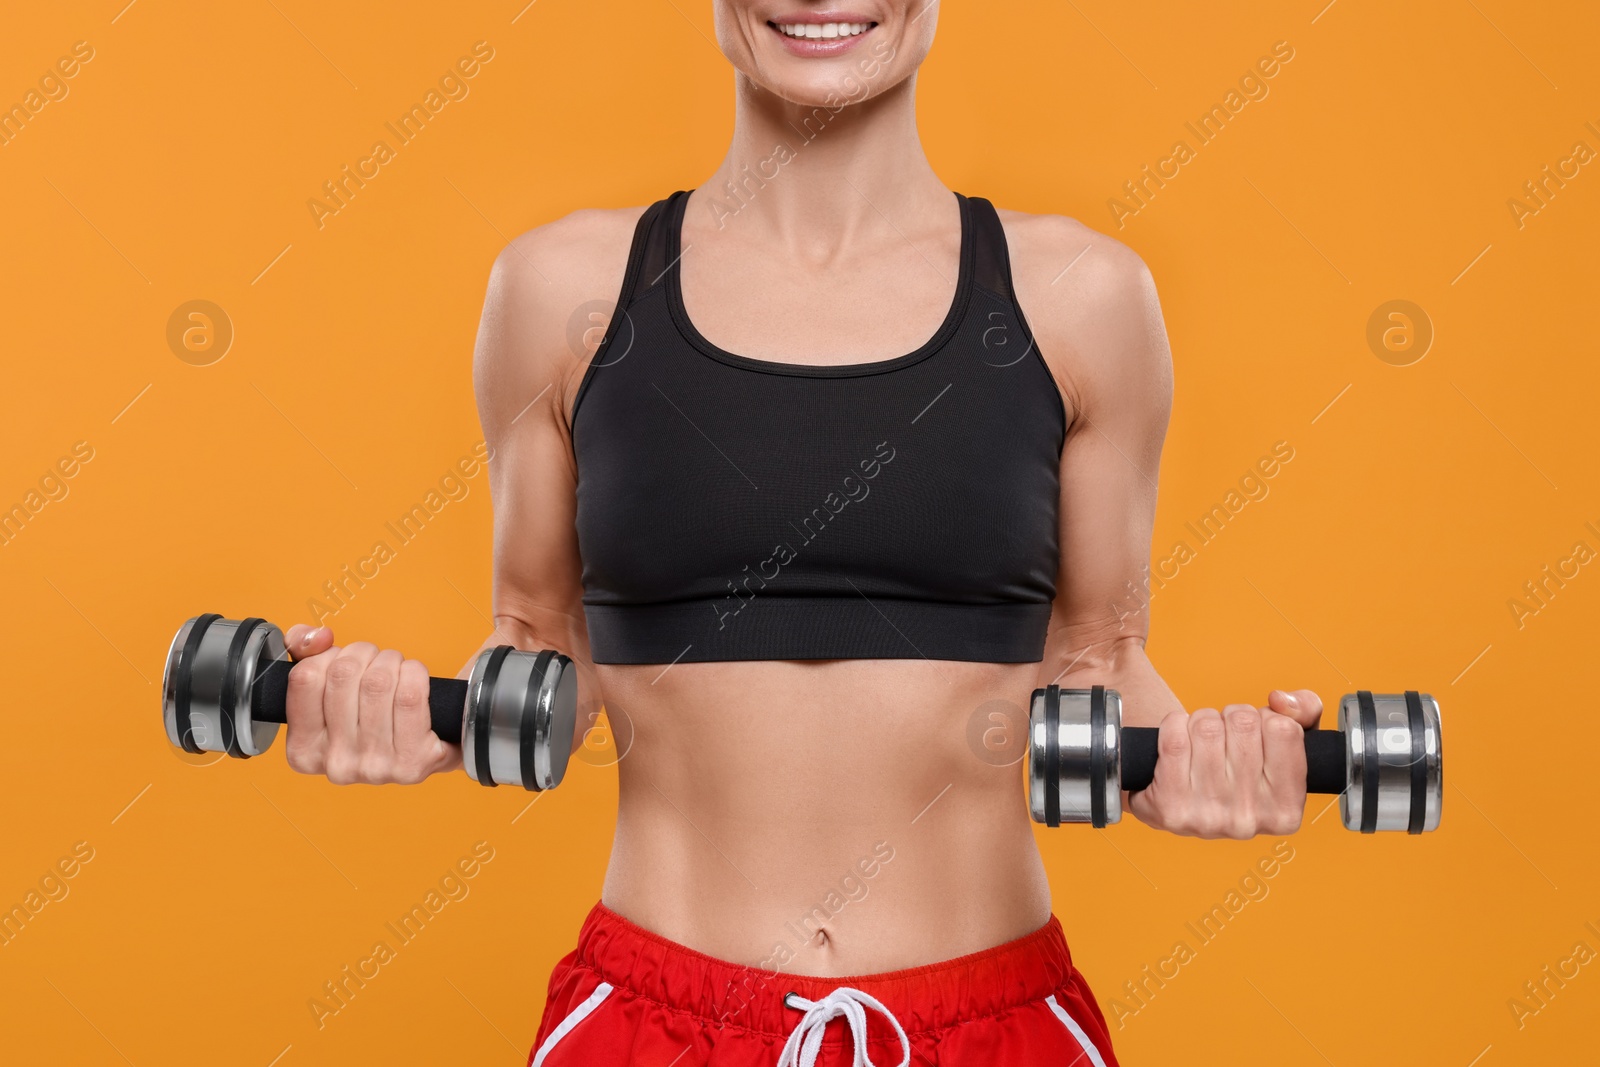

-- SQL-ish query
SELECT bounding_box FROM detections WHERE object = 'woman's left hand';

[1126,689,1324,838]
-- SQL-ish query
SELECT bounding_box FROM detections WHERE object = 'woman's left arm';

[1008,213,1319,839]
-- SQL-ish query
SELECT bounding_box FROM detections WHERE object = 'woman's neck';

[698,74,950,251]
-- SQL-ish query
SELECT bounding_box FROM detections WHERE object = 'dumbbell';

[160,614,578,790]
[1027,686,1443,833]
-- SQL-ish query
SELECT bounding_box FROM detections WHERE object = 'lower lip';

[769,23,875,58]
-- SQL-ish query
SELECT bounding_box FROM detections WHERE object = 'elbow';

[490,613,542,650]
[491,606,591,666]
[1044,629,1150,686]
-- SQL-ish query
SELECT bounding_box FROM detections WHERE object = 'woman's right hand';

[280,624,463,784]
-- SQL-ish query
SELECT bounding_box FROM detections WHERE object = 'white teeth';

[776,21,870,39]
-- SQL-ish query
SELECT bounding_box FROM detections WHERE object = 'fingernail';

[1280,691,1300,709]
[302,628,321,647]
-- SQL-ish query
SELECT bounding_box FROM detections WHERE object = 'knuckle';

[324,750,358,785]
[1228,797,1259,838]
[359,668,396,700]
[1191,710,1225,741]
[1265,713,1302,740]
[1159,799,1198,832]
[1141,799,1178,830]
[326,658,365,689]
[394,664,429,709]
[358,754,393,785]
[288,657,324,687]
[286,660,325,701]
[392,761,428,786]
[1158,725,1190,758]
[1226,706,1260,734]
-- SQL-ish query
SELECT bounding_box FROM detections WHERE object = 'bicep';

[472,246,593,664]
[1033,244,1174,676]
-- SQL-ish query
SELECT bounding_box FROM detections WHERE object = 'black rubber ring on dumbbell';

[1089,685,1108,829]
[1404,690,1426,835]
[1043,685,1060,828]
[474,645,512,788]
[1357,690,1379,834]
[217,617,265,759]
[174,613,221,754]
[520,650,557,792]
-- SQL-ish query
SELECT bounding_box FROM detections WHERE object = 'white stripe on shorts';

[531,981,614,1067]
[1045,993,1109,1067]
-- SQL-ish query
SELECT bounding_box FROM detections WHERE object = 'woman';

[280,4,1322,1064]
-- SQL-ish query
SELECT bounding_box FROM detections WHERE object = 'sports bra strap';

[617,191,688,307]
[963,195,1021,302]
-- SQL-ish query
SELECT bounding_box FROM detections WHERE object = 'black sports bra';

[571,190,1067,664]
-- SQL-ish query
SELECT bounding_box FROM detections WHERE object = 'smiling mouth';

[769,20,876,39]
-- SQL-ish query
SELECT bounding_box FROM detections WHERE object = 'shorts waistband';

[570,901,1076,1038]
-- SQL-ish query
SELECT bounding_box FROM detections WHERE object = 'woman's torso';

[565,185,1067,974]
[598,658,1051,975]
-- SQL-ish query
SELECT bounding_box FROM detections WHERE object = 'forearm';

[1047,635,1184,728]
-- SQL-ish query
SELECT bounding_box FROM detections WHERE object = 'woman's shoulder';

[490,204,654,301]
[989,206,1153,304]
[987,205,1169,421]
[474,204,654,429]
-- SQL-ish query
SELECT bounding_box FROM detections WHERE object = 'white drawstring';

[776,987,910,1067]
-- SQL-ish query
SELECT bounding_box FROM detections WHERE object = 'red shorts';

[529,902,1119,1066]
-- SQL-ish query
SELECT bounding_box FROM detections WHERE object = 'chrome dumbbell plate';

[161,614,285,758]
[463,644,577,791]
[1338,692,1443,834]
[1027,685,1123,828]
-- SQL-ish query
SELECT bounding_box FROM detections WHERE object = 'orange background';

[2,1,1597,1063]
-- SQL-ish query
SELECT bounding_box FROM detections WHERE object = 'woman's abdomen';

[594,657,1053,975]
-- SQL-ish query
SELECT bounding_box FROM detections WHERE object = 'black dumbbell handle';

[1120,727,1348,794]
[250,657,469,746]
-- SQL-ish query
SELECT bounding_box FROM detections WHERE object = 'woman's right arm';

[280,209,640,785]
